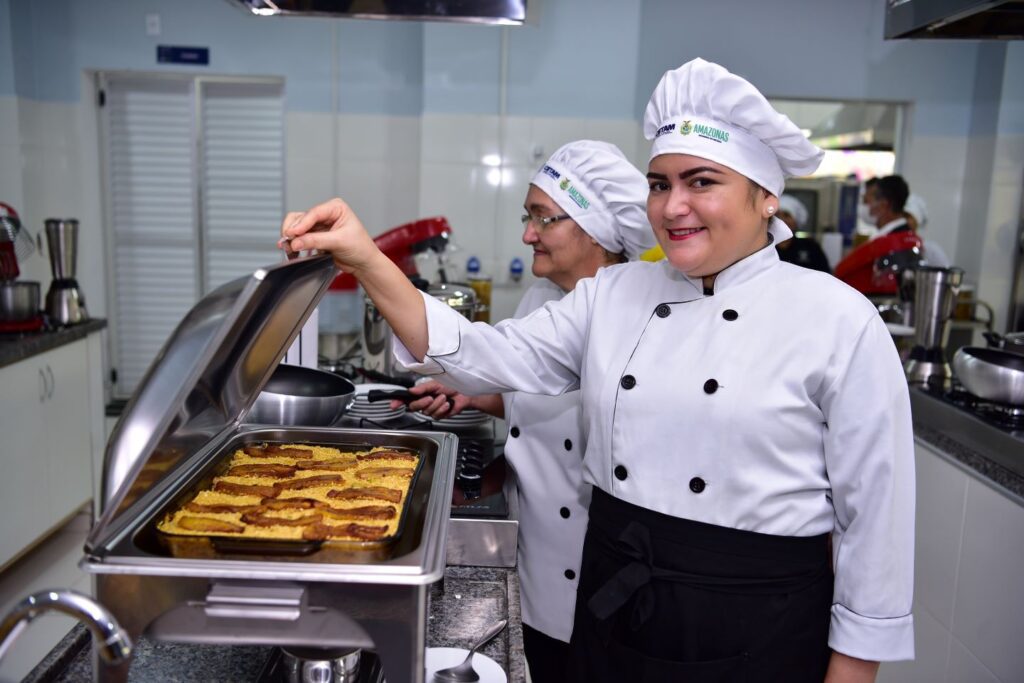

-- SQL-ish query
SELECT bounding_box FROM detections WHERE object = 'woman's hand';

[279,198,380,275]
[393,380,473,418]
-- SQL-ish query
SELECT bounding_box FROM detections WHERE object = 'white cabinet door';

[0,357,49,567]
[41,339,94,524]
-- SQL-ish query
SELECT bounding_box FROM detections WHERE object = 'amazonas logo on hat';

[558,176,590,210]
[680,120,730,144]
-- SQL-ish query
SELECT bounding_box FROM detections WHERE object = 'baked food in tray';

[157,442,421,543]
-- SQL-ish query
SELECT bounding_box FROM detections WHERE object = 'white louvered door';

[100,74,284,398]
[200,80,284,291]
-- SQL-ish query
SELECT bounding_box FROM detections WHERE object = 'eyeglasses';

[521,213,571,230]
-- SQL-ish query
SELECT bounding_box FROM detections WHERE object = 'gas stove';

[938,384,1024,435]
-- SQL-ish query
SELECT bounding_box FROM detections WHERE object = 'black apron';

[567,489,833,682]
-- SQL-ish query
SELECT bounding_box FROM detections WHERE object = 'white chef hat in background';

[905,193,928,230]
[530,140,656,260]
[643,58,824,198]
[779,194,809,230]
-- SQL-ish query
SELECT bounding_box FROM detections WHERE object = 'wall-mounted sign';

[157,46,210,65]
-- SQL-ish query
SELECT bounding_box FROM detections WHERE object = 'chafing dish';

[83,254,457,683]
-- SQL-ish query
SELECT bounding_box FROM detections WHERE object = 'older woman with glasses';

[281,58,914,683]
[395,140,654,682]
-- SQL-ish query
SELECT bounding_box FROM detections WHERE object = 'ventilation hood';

[804,102,898,151]
[229,0,530,24]
[885,0,1024,39]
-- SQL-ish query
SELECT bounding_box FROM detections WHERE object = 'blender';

[903,265,964,390]
[44,218,89,326]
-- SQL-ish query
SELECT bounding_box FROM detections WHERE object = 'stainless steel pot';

[427,283,478,320]
[952,346,1024,405]
[0,281,40,321]
[247,363,356,426]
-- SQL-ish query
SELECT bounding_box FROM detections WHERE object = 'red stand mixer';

[319,217,453,376]
[0,203,45,334]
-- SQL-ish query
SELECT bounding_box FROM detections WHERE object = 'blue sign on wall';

[157,46,210,65]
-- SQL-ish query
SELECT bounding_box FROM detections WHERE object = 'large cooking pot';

[247,363,356,426]
[0,281,40,321]
[952,346,1024,405]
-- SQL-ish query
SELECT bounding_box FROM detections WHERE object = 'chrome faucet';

[0,590,132,665]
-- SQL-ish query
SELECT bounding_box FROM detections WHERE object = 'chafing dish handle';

[144,582,375,650]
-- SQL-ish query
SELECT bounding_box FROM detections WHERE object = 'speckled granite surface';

[22,565,525,683]
[915,425,1024,501]
[0,319,106,369]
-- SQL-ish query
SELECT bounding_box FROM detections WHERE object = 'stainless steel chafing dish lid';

[87,253,337,552]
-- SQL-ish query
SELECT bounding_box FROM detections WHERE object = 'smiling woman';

[281,57,915,683]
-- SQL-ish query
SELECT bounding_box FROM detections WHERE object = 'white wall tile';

[877,606,950,683]
[499,116,537,167]
[951,478,1024,682]
[945,636,999,683]
[418,161,497,269]
[528,117,584,165]
[286,153,335,214]
[583,119,643,167]
[336,113,421,162]
[422,114,489,164]
[286,111,333,159]
[901,134,970,270]
[913,443,968,629]
[337,159,421,239]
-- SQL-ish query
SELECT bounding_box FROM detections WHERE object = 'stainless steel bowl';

[0,281,41,321]
[247,364,356,426]
[952,346,1024,405]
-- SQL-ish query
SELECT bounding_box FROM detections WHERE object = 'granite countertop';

[910,387,1024,502]
[0,319,106,369]
[23,565,525,683]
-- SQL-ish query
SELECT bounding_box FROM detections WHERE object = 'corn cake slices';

[158,443,419,542]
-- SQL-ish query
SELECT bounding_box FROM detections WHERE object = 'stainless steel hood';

[229,0,530,24]
[807,102,898,151]
[885,0,1024,39]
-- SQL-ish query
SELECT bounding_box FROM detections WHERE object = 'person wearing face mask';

[280,58,914,683]
[775,193,832,273]
[397,140,656,682]
[835,175,923,295]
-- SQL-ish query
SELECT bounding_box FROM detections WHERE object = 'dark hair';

[865,177,880,188]
[876,175,909,213]
[747,178,768,208]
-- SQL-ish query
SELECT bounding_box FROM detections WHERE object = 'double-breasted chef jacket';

[397,222,916,662]
[501,279,592,644]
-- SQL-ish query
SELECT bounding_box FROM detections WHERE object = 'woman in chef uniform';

[406,140,655,682]
[281,58,915,683]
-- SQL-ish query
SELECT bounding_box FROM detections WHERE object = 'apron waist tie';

[587,520,828,633]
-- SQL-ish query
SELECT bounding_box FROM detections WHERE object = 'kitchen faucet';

[0,589,131,665]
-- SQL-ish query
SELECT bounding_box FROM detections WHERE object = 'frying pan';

[247,364,356,426]
[952,347,1024,405]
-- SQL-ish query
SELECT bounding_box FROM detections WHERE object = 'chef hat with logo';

[779,194,809,230]
[530,140,656,260]
[643,58,824,198]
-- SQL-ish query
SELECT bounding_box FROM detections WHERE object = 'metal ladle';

[432,618,508,682]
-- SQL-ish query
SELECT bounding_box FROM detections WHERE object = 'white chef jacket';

[870,217,910,240]
[396,225,916,662]
[501,279,591,643]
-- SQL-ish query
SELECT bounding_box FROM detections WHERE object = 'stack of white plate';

[430,408,491,428]
[349,383,407,421]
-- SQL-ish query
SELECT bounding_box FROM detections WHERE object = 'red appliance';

[329,216,452,292]
[834,231,923,296]
[0,203,45,334]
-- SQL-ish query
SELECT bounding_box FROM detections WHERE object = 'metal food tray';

[137,427,434,565]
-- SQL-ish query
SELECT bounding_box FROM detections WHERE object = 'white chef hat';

[643,58,824,198]
[530,140,656,260]
[779,194,809,230]
[905,193,928,230]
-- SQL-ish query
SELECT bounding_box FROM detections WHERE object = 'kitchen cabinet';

[877,440,1024,683]
[0,333,104,569]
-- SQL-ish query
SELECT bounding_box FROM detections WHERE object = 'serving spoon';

[432,618,508,682]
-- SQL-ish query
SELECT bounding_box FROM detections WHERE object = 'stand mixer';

[0,205,45,334]
[317,217,453,377]
[44,218,89,326]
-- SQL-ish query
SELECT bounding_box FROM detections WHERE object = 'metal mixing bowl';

[0,281,41,321]
[247,364,356,426]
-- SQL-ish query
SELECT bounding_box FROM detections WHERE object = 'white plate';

[425,648,506,683]
[354,382,406,395]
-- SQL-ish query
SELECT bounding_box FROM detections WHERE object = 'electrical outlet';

[146,13,161,36]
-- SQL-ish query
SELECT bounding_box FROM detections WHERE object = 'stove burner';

[942,387,1024,430]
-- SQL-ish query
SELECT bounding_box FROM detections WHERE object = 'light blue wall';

[422,23,503,114]
[998,42,1024,135]
[0,0,14,95]
[1,0,423,114]
[634,0,982,137]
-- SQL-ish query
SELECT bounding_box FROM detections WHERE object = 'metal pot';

[247,363,356,426]
[983,331,1024,356]
[952,347,1024,405]
[428,282,479,320]
[0,281,40,321]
